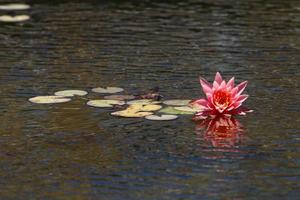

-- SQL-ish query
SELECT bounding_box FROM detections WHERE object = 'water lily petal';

[214,72,223,84]
[199,78,212,95]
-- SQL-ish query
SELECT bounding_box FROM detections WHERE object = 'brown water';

[0,0,300,199]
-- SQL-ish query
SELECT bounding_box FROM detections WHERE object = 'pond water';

[0,0,299,199]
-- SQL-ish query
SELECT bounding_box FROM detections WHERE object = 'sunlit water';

[0,0,299,199]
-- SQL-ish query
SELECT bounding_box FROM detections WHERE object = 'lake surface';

[0,0,299,199]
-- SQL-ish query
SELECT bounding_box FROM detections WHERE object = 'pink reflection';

[195,116,245,149]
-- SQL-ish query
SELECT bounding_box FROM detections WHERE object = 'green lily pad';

[0,15,30,22]
[54,90,88,97]
[92,87,124,94]
[87,100,125,108]
[104,95,135,101]
[0,3,30,10]
[29,96,71,104]
[163,99,191,106]
[127,99,161,105]
[145,114,178,121]
[159,106,194,115]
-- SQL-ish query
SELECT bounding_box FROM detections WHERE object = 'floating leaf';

[29,96,71,104]
[174,106,201,113]
[140,104,162,111]
[104,95,135,101]
[110,104,159,118]
[145,114,178,121]
[111,110,153,118]
[0,3,30,10]
[0,15,30,22]
[92,87,124,94]
[87,100,125,108]
[54,90,87,97]
[159,106,194,115]
[163,99,191,106]
[127,99,161,105]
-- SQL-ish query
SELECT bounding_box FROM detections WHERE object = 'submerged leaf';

[145,114,178,121]
[0,15,30,22]
[0,3,30,10]
[163,99,191,106]
[159,106,194,115]
[92,87,124,94]
[29,96,71,104]
[54,90,87,97]
[104,95,135,101]
[87,100,125,108]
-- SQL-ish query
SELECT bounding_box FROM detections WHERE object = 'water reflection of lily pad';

[163,99,191,106]
[29,96,71,104]
[0,3,30,10]
[159,106,194,115]
[104,95,135,101]
[92,87,124,94]
[145,114,178,121]
[54,90,88,97]
[87,100,125,108]
[0,15,30,22]
[127,99,161,105]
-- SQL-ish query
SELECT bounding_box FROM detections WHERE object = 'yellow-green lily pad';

[92,87,124,94]
[111,110,153,118]
[145,114,178,121]
[173,106,201,113]
[87,100,125,108]
[127,99,161,105]
[104,95,135,101]
[163,99,191,106]
[0,3,30,10]
[159,106,194,115]
[0,15,30,22]
[54,90,88,97]
[140,104,162,111]
[29,96,71,104]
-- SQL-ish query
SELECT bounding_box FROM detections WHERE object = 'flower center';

[213,90,231,110]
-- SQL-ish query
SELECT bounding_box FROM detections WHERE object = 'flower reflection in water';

[195,116,245,149]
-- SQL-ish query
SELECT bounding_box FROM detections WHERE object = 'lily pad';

[0,15,30,22]
[104,95,135,101]
[54,90,88,97]
[140,104,162,111]
[163,99,191,106]
[92,87,124,94]
[173,106,200,113]
[127,99,161,105]
[110,104,159,118]
[159,106,194,115]
[145,114,178,121]
[87,100,125,108]
[0,3,30,10]
[29,96,71,104]
[111,110,153,118]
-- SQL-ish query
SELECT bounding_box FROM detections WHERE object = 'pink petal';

[226,77,235,89]
[236,81,248,96]
[199,78,212,95]
[214,72,223,84]
[219,80,227,90]
[235,94,249,104]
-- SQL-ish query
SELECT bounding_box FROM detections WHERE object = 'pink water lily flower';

[191,72,252,119]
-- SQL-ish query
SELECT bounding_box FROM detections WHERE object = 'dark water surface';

[0,0,300,199]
